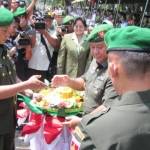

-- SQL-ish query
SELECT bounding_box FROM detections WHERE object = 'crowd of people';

[67,2,150,28]
[0,0,150,150]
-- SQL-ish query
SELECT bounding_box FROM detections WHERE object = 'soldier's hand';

[25,75,46,90]
[24,89,34,98]
[51,75,71,87]
[62,116,82,129]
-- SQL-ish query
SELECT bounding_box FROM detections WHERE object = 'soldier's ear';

[108,62,118,81]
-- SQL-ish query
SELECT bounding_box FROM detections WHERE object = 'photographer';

[10,0,20,12]
[28,11,60,81]
[1,0,9,8]
[13,7,36,81]
[57,15,74,38]
[11,0,37,15]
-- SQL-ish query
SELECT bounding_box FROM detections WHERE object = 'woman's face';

[74,20,85,36]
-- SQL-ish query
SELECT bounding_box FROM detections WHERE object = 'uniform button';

[96,69,99,72]
[2,73,5,77]
[9,71,12,75]
[94,90,98,94]
[3,56,5,60]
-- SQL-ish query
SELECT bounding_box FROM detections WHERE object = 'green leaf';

[17,94,43,114]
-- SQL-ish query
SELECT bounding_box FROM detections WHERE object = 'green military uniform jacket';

[76,90,150,150]
[0,45,16,135]
[82,59,118,114]
[57,32,91,78]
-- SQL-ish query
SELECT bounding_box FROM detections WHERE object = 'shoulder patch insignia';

[74,126,86,141]
[82,107,111,126]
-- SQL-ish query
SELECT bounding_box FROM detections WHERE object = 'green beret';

[62,15,74,25]
[102,20,113,26]
[87,24,113,42]
[105,26,150,53]
[13,7,26,17]
[0,7,14,26]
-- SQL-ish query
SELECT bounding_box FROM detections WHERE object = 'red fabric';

[43,116,65,144]
[22,113,66,144]
[22,112,43,135]
[17,109,29,118]
[19,102,26,108]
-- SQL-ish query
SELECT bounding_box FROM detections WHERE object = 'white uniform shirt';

[28,30,57,71]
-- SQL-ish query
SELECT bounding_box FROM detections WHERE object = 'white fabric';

[72,32,86,55]
[24,125,73,150]
[28,30,57,71]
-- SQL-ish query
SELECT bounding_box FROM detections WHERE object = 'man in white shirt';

[28,11,60,81]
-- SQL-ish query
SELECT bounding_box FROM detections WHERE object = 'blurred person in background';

[10,0,20,12]
[13,7,35,80]
[28,11,60,81]
[57,17,91,78]
[5,20,18,62]
[56,15,74,40]
[11,0,37,16]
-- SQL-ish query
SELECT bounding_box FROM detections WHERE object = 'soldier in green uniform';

[51,24,118,127]
[57,15,74,37]
[0,7,45,150]
[75,26,150,150]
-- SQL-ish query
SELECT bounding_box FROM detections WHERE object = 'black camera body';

[2,0,9,8]
[34,17,46,30]
[61,25,68,33]
[17,31,30,46]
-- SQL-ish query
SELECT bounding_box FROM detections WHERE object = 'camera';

[2,0,9,8]
[17,31,30,46]
[19,0,26,7]
[61,25,68,33]
[34,16,46,30]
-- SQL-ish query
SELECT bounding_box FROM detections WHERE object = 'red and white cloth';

[17,109,80,150]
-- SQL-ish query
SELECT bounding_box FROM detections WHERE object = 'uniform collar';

[96,61,108,70]
[72,32,86,45]
[114,90,150,106]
